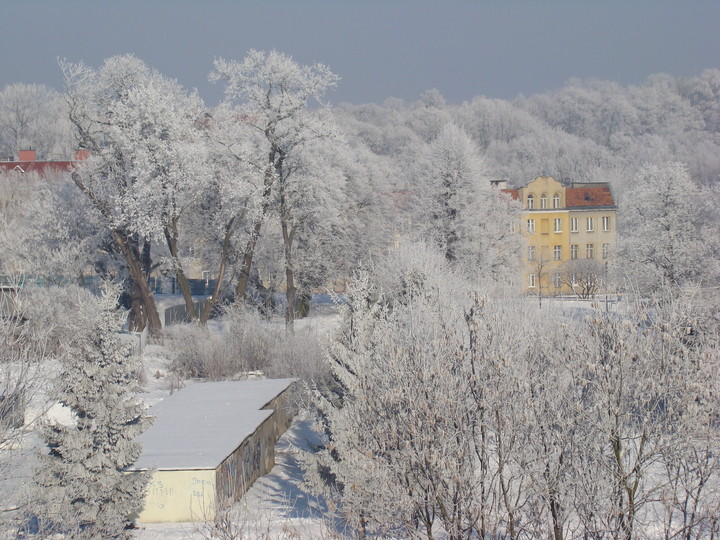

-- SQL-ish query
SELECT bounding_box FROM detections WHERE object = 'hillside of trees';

[1,61,719,311]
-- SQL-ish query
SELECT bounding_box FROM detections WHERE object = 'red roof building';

[0,149,87,177]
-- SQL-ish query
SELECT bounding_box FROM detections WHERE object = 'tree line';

[1,56,718,332]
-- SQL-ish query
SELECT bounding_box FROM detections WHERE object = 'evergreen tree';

[33,285,150,538]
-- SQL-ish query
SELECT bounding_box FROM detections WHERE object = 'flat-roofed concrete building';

[128,378,296,523]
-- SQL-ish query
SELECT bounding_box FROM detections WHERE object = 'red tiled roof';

[0,161,75,176]
[501,188,519,200]
[565,185,615,208]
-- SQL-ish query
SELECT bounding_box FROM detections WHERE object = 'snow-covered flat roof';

[131,378,295,471]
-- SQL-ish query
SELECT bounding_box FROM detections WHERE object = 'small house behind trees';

[128,378,296,523]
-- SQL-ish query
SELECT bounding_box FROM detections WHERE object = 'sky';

[2,0,718,106]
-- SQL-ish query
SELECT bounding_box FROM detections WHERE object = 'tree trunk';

[282,220,296,331]
[280,185,296,330]
[235,161,277,301]
[111,229,163,336]
[71,171,162,336]
[199,217,236,325]
[127,277,147,332]
[164,223,195,322]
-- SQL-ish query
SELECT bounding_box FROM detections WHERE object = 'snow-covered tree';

[32,285,150,538]
[305,242,478,538]
[101,64,210,322]
[0,176,109,284]
[303,241,720,539]
[618,161,718,293]
[60,54,208,333]
[210,50,340,311]
[416,123,487,263]
[0,83,73,160]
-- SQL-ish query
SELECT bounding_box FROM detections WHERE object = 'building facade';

[503,176,617,296]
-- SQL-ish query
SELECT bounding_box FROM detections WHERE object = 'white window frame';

[571,217,578,232]
[529,273,536,288]
[554,218,562,233]
[602,216,610,232]
[528,246,536,261]
[571,244,578,259]
[553,273,562,289]
[586,243,594,259]
[553,245,562,261]
[527,194,534,209]
[553,193,560,209]
[586,217,594,232]
[540,194,547,209]
[527,219,535,233]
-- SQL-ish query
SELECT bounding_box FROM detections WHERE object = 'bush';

[166,307,273,380]
[166,305,332,387]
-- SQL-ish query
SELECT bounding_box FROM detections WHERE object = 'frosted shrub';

[267,327,330,385]
[166,307,272,380]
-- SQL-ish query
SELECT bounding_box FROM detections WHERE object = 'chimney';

[19,149,36,162]
[74,148,90,161]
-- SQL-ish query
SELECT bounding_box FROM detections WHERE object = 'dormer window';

[540,194,547,209]
[527,194,534,209]
[553,193,560,209]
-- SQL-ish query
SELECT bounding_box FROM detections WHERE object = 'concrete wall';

[214,384,297,510]
[135,469,216,523]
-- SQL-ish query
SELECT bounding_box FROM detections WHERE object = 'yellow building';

[502,176,617,297]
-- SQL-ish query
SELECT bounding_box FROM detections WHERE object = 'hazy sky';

[2,0,718,106]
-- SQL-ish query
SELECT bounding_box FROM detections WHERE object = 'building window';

[586,217,594,232]
[528,246,536,261]
[602,243,610,259]
[602,216,610,232]
[570,272,578,285]
[554,245,562,260]
[553,193,560,209]
[571,217,578,232]
[586,243,594,259]
[571,244,578,259]
[540,194,547,209]
[529,273,536,288]
[553,273,562,288]
[554,218,562,233]
[527,194,534,209]
[527,219,535,233]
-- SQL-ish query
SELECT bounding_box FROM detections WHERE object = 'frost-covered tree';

[305,242,485,538]
[186,108,262,324]
[618,161,718,293]
[303,240,720,539]
[0,176,109,283]
[210,50,340,307]
[32,285,150,538]
[101,64,210,322]
[60,54,208,333]
[0,83,73,159]
[417,123,487,263]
